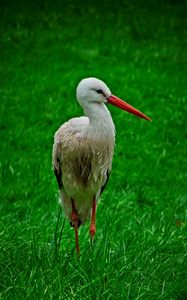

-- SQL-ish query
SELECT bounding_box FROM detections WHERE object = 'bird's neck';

[83,102,115,138]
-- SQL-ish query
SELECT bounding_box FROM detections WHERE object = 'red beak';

[107,95,151,121]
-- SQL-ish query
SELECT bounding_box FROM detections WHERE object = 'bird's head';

[76,77,111,106]
[76,77,151,121]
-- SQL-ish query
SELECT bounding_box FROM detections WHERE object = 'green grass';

[0,0,187,299]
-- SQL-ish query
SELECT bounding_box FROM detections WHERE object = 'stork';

[52,77,151,254]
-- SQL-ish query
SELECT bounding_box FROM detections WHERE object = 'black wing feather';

[54,158,63,189]
[100,170,110,195]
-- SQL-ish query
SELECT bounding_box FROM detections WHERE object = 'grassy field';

[0,0,187,299]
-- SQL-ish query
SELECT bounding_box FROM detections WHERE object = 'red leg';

[90,197,97,239]
[71,199,79,255]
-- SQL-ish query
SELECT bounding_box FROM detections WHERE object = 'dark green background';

[0,0,187,299]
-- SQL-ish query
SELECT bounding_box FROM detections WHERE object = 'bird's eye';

[96,89,105,96]
[96,89,103,94]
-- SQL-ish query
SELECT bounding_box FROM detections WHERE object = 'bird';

[52,77,151,254]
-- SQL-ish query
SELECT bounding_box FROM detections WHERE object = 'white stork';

[52,77,151,254]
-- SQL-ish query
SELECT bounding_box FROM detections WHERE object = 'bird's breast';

[61,134,114,194]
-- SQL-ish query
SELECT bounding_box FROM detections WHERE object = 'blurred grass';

[0,0,187,299]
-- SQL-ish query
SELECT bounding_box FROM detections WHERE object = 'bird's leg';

[71,198,79,255]
[90,197,97,239]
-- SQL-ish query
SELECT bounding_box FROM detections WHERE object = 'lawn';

[0,0,187,299]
